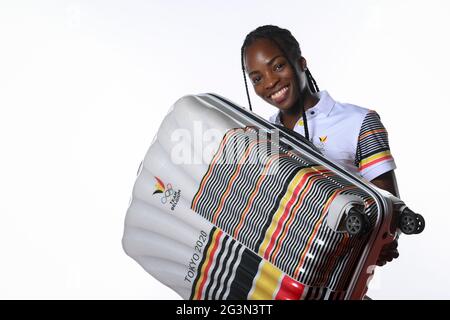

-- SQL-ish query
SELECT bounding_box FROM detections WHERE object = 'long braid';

[241,46,253,111]
[240,25,319,141]
[306,69,319,93]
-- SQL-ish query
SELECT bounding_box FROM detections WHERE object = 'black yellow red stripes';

[191,127,378,295]
[190,226,310,300]
[355,111,394,173]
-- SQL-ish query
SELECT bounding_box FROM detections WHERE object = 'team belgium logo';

[153,176,173,204]
[317,136,327,152]
[153,176,181,210]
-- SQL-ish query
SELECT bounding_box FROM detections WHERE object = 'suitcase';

[122,93,424,300]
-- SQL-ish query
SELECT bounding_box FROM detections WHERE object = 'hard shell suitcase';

[122,93,424,300]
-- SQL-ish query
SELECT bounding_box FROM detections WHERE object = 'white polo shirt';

[268,90,396,181]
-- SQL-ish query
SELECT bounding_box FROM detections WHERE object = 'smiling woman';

[240,25,400,267]
[243,39,317,134]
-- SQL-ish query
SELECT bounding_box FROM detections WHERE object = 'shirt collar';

[268,90,335,124]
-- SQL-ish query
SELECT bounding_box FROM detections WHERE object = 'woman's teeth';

[271,86,289,99]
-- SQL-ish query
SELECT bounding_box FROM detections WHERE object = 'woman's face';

[244,38,305,112]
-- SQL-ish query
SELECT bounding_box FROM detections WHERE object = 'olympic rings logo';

[160,183,173,204]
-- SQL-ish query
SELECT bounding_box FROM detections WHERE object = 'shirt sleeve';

[354,110,397,181]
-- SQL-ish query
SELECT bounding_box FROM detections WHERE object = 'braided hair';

[240,25,319,141]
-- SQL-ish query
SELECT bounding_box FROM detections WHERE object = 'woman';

[241,25,398,266]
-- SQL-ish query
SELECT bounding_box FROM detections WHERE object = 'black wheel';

[415,214,425,234]
[345,210,369,236]
[399,212,417,235]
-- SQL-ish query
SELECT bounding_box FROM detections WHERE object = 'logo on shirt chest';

[316,135,328,152]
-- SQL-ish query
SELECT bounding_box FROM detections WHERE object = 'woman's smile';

[268,84,291,104]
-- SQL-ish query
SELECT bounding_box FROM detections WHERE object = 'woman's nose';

[265,72,279,90]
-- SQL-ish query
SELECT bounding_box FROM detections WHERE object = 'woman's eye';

[275,63,284,71]
[252,76,261,84]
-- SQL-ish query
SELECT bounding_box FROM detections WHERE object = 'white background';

[1,0,449,299]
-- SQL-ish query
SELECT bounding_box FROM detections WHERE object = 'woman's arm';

[370,170,400,266]
[370,170,399,198]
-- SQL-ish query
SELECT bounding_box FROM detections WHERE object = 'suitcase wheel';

[345,208,370,236]
[399,210,425,235]
[400,209,425,234]
[415,214,425,234]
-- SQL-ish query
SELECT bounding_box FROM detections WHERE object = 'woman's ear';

[295,57,308,72]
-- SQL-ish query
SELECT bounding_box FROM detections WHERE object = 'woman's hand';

[376,239,399,266]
